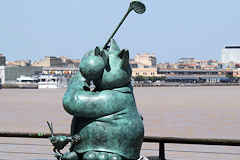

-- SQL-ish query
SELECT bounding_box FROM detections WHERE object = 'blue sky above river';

[0,0,240,62]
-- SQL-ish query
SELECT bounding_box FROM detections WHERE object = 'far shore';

[1,82,240,89]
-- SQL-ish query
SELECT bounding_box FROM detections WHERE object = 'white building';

[0,66,5,84]
[0,54,6,66]
[221,46,240,64]
[134,53,157,67]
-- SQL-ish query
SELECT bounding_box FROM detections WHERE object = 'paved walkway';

[0,137,160,160]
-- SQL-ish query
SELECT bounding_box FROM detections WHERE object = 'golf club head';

[130,0,146,14]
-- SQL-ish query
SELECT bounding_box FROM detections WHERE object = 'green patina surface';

[62,40,144,160]
[48,1,146,159]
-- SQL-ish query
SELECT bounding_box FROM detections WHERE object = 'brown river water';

[1,87,240,160]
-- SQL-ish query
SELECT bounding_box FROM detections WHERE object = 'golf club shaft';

[103,6,133,49]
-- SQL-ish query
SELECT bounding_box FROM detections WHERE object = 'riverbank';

[2,83,38,89]
[2,82,240,89]
[133,82,240,87]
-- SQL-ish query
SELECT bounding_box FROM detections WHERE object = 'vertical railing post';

[159,142,165,160]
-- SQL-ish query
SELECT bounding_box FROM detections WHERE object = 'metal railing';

[1,132,240,160]
[144,136,240,160]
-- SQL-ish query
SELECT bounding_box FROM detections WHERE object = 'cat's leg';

[83,151,123,160]
[60,151,79,160]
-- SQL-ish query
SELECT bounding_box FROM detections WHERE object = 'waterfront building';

[7,60,31,66]
[130,53,159,77]
[32,56,80,68]
[132,67,158,77]
[221,46,240,64]
[0,65,79,84]
[32,56,64,67]
[177,58,204,70]
[129,59,138,68]
[233,68,240,77]
[178,57,195,64]
[130,62,152,69]
[157,63,173,69]
[200,60,219,70]
[59,56,80,68]
[0,66,5,84]
[2,66,43,83]
[157,69,227,76]
[42,67,78,76]
[177,58,198,70]
[165,75,229,83]
[134,53,156,67]
[0,54,6,66]
[175,58,220,70]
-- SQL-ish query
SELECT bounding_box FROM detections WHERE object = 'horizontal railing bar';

[0,132,67,138]
[0,142,50,146]
[165,149,240,155]
[144,136,240,146]
[0,150,53,155]
[142,148,240,155]
[1,132,240,146]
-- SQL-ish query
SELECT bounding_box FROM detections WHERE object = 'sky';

[0,0,240,63]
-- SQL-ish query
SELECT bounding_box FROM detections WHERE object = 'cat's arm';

[63,89,127,119]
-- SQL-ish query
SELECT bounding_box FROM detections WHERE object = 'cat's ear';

[109,39,120,52]
[118,49,129,59]
[94,47,102,56]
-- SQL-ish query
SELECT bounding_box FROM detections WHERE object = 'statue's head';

[79,39,132,90]
[79,47,107,82]
[97,39,132,90]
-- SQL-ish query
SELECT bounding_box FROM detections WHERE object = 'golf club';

[103,0,146,49]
